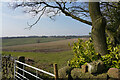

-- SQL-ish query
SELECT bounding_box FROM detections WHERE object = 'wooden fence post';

[18,56,25,77]
[54,63,58,80]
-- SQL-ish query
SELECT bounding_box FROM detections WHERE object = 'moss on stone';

[71,68,108,80]
[58,66,73,79]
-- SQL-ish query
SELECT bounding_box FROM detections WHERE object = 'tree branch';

[26,7,46,29]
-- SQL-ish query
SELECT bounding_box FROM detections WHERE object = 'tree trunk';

[89,2,108,56]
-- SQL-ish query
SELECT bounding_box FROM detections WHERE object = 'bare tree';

[10,1,120,56]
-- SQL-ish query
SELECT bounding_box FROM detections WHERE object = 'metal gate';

[2,55,58,80]
[14,60,55,80]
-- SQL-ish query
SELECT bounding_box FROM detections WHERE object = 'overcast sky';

[1,2,91,37]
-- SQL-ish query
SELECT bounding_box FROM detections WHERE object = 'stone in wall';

[87,60,105,74]
[71,68,108,80]
[58,66,73,79]
[107,68,120,79]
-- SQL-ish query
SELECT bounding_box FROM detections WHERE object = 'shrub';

[101,37,120,69]
[68,38,99,68]
[68,37,120,69]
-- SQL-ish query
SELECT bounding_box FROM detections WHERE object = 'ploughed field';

[2,37,89,73]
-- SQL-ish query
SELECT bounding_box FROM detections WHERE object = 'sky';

[1,2,92,37]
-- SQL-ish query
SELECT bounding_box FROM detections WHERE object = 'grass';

[2,37,66,47]
[2,37,89,78]
[2,38,88,72]
[2,50,74,73]
[2,38,79,73]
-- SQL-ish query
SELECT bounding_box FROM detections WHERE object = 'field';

[3,38,78,52]
[2,37,66,47]
[2,37,89,74]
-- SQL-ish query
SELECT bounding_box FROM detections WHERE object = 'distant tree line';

[2,35,90,39]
